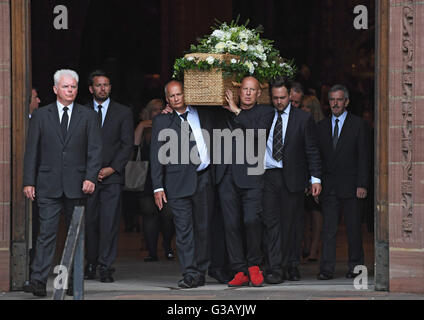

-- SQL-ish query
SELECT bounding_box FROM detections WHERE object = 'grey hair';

[164,80,183,97]
[54,69,79,86]
[328,84,349,100]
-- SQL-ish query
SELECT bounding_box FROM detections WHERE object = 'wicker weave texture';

[183,53,271,106]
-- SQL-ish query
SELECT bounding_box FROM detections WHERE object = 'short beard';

[94,94,109,102]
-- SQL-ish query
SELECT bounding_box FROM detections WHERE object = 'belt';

[197,165,210,176]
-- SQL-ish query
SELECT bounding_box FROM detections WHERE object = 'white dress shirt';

[94,98,110,127]
[264,103,320,184]
[154,106,210,194]
[175,105,210,171]
[57,101,74,129]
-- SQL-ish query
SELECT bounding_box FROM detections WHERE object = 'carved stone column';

[388,0,424,293]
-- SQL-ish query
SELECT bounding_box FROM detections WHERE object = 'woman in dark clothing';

[135,99,176,262]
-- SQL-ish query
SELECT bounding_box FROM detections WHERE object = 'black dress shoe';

[99,265,115,283]
[346,270,360,279]
[317,272,334,280]
[144,255,158,262]
[288,267,301,281]
[197,275,206,286]
[84,263,97,280]
[264,274,284,284]
[208,270,231,284]
[178,275,198,289]
[165,249,175,261]
[24,279,47,297]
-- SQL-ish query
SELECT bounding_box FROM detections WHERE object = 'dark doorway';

[28,0,376,284]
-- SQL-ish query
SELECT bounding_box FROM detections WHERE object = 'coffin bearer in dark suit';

[262,78,322,284]
[23,69,102,297]
[84,70,134,282]
[316,84,369,280]
[216,76,274,287]
[151,80,214,289]
[289,81,304,108]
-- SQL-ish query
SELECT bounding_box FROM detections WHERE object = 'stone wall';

[0,0,11,292]
[388,0,424,293]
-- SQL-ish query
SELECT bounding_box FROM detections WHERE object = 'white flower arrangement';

[173,18,296,83]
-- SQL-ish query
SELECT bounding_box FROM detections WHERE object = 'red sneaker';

[248,266,264,287]
[228,272,249,287]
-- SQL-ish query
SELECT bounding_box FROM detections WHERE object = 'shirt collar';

[57,101,74,113]
[94,98,110,110]
[275,103,291,115]
[332,110,348,122]
[175,105,192,116]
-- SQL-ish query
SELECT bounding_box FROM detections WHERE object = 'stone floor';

[1,221,423,301]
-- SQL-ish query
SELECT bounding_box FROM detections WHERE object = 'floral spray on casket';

[173,17,296,106]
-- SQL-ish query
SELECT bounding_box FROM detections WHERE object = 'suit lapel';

[47,103,65,144]
[102,100,115,130]
[283,107,296,149]
[64,104,83,146]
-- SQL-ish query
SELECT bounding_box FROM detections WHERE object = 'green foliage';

[173,18,296,83]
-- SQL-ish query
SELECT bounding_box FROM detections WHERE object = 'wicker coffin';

[183,53,271,106]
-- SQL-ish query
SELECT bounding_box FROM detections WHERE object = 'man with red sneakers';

[215,76,275,287]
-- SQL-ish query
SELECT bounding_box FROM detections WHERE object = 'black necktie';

[333,119,339,149]
[180,112,192,132]
[61,106,69,138]
[97,105,103,127]
[272,110,284,162]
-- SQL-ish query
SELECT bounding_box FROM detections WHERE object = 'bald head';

[239,76,262,109]
[165,80,186,113]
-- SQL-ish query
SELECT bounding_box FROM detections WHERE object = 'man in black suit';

[150,80,214,289]
[316,84,369,280]
[23,69,102,297]
[215,76,274,287]
[84,70,134,283]
[262,78,322,284]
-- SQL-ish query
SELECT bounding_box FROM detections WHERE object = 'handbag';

[124,144,149,192]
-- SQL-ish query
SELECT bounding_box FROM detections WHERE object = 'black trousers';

[208,194,230,274]
[262,169,304,277]
[31,196,84,283]
[167,170,213,278]
[85,183,122,268]
[139,195,175,257]
[319,192,364,274]
[288,203,305,268]
[218,170,263,274]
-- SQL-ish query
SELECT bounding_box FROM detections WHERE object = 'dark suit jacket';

[150,107,214,199]
[214,104,275,189]
[23,102,102,199]
[316,112,369,198]
[278,107,322,193]
[86,100,134,185]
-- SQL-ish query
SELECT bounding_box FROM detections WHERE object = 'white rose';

[212,30,225,39]
[231,58,237,64]
[256,45,264,53]
[261,61,269,68]
[186,56,195,61]
[206,56,215,65]
[244,61,255,74]
[215,42,226,52]
[239,30,249,41]
[239,42,248,51]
